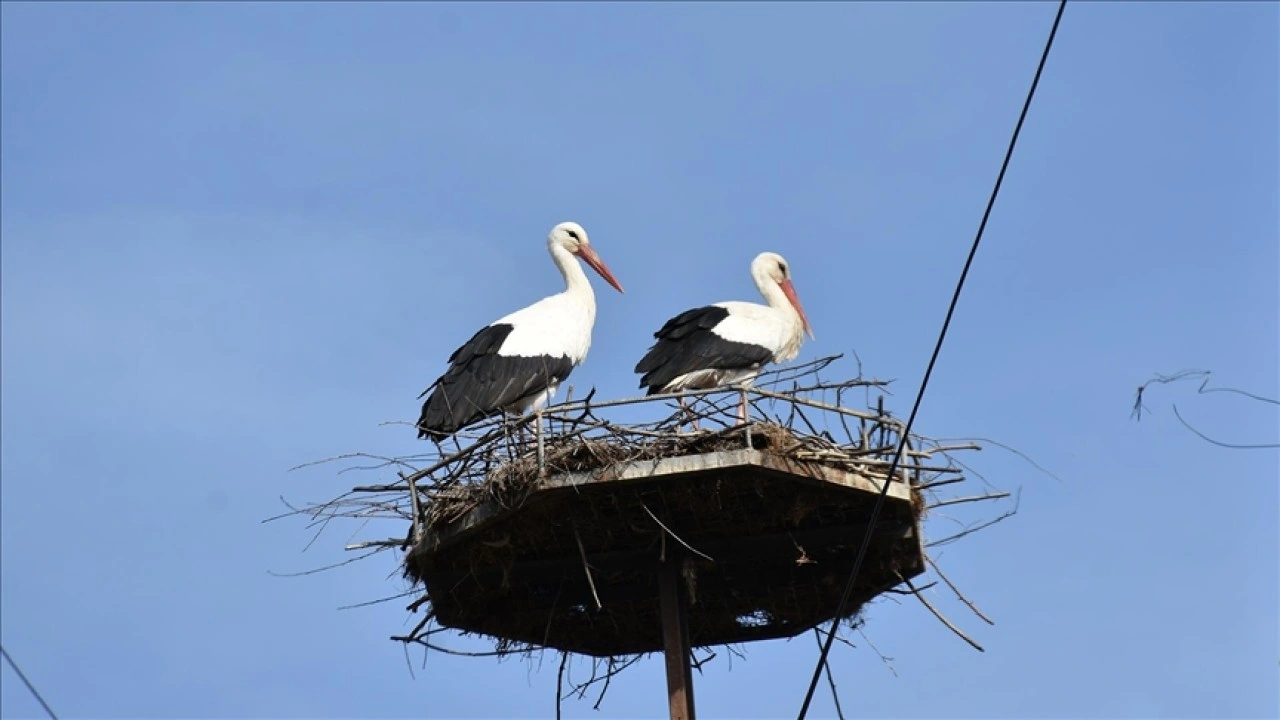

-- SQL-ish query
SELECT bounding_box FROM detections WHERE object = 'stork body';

[416,222,624,442]
[635,252,813,424]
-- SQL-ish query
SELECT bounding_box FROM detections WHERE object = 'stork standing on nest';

[634,251,814,427]
[416,222,625,443]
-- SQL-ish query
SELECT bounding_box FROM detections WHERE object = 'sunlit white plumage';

[416,222,624,441]
[634,251,814,423]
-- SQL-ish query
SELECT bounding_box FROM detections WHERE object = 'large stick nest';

[407,416,932,656]
[275,355,1024,702]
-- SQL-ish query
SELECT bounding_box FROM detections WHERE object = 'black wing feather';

[417,324,574,440]
[634,306,775,394]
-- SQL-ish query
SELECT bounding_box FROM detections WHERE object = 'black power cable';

[796,2,1069,717]
[1,643,59,720]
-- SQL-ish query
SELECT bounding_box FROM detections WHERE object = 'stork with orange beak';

[416,221,624,441]
[634,251,814,425]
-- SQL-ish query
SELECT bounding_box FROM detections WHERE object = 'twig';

[573,524,603,611]
[345,539,408,550]
[690,648,716,673]
[640,501,714,562]
[338,588,419,611]
[926,489,1020,547]
[930,435,1062,484]
[390,624,448,645]
[405,471,423,546]
[926,491,1012,509]
[402,641,416,680]
[593,656,639,710]
[556,652,567,720]
[397,610,436,644]
[884,581,937,594]
[752,387,906,427]
[559,653,641,708]
[925,555,994,626]
[1173,404,1280,450]
[398,638,512,657]
[916,476,966,490]
[900,574,984,652]
[856,627,898,677]
[755,354,845,388]
[266,547,384,577]
[1133,368,1279,421]
[287,451,420,474]
[827,629,858,652]
[908,442,982,457]
[812,628,846,720]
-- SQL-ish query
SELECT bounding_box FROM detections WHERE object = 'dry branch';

[926,491,1012,509]
[813,628,846,720]
[573,523,603,611]
[641,501,715,563]
[925,556,994,626]
[899,574,984,652]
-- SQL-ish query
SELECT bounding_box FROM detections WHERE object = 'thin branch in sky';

[811,629,846,720]
[930,435,1065,484]
[898,574,984,652]
[855,626,898,677]
[924,556,995,626]
[1172,404,1280,450]
[1131,368,1279,449]
[1132,368,1279,420]
[555,652,567,720]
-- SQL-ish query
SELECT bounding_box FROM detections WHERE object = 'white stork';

[634,251,814,424]
[416,221,624,441]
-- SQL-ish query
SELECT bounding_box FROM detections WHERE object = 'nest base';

[408,444,925,657]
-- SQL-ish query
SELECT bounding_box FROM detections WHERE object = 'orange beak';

[576,245,625,294]
[779,278,814,340]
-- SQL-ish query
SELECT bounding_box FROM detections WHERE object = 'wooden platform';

[407,448,925,657]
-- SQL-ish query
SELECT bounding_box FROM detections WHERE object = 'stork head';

[549,221,625,293]
[753,251,814,340]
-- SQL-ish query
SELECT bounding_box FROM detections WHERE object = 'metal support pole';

[658,551,696,720]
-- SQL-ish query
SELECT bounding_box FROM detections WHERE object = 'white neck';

[551,242,597,312]
[753,265,795,320]
[752,263,805,361]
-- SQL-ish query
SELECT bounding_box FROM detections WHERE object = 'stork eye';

[566,229,581,241]
[777,261,787,275]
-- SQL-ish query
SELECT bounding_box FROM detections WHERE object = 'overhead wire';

[795,2,1070,717]
[1,642,59,720]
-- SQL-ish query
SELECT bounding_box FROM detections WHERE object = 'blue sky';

[2,1,1276,718]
